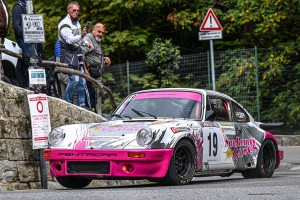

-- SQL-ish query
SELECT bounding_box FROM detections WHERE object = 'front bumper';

[44,149,173,178]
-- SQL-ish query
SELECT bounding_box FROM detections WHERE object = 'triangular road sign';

[200,8,223,31]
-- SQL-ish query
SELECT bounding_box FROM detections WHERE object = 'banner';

[27,93,51,149]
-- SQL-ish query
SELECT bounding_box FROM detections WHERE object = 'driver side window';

[209,97,230,121]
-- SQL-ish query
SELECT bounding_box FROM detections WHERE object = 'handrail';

[0,43,117,111]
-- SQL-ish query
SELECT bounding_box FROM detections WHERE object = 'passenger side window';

[209,98,230,121]
[232,102,249,122]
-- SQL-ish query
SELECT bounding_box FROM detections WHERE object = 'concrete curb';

[275,135,300,146]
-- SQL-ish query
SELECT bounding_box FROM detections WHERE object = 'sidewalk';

[275,135,300,146]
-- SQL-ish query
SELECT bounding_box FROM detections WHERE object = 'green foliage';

[130,73,159,89]
[146,38,181,87]
[101,92,122,114]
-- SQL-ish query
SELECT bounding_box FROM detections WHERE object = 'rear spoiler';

[256,122,284,129]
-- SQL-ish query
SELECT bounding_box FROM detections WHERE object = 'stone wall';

[0,81,108,191]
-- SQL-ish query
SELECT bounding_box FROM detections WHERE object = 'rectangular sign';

[199,31,222,40]
[29,68,46,85]
[22,14,45,43]
[27,94,51,149]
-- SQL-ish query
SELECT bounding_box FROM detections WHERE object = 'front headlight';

[136,128,154,147]
[48,127,66,146]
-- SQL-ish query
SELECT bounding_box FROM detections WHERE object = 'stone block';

[7,182,29,191]
[6,139,24,160]
[17,161,39,182]
[23,139,39,161]
[0,139,8,160]
[0,161,17,182]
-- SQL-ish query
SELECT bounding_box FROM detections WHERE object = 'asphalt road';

[0,146,299,200]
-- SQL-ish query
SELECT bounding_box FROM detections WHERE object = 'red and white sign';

[200,8,223,31]
[28,94,51,149]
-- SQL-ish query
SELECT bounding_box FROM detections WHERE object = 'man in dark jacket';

[0,0,9,81]
[12,0,46,88]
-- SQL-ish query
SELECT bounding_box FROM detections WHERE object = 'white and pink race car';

[44,88,284,188]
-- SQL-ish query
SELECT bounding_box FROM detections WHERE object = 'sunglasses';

[72,9,80,13]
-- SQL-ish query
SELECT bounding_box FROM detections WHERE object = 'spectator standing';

[58,1,87,107]
[12,0,45,88]
[0,0,9,81]
[54,39,68,99]
[81,23,111,112]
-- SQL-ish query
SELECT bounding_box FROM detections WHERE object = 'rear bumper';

[44,149,173,178]
[276,150,284,169]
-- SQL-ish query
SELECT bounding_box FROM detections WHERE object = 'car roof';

[131,88,234,101]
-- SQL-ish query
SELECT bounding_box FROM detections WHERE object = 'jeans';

[16,37,36,56]
[65,66,86,106]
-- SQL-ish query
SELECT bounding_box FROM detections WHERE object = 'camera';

[77,53,84,67]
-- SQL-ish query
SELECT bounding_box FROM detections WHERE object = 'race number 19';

[208,132,218,156]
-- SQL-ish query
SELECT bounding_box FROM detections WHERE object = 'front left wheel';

[161,140,196,185]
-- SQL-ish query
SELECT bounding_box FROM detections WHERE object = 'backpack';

[85,49,103,78]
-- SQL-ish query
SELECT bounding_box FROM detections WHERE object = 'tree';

[146,38,181,88]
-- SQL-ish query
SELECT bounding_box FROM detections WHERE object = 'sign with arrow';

[200,8,223,31]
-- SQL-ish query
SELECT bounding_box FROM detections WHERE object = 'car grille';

[67,161,110,174]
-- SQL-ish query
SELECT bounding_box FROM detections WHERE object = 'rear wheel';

[241,139,276,178]
[56,176,92,189]
[161,140,196,185]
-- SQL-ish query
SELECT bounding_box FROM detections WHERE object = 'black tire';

[241,139,276,179]
[56,176,92,189]
[161,140,196,185]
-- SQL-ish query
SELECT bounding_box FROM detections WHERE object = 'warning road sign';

[200,8,223,31]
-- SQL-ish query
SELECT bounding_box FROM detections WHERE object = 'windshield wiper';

[111,114,132,120]
[131,108,157,119]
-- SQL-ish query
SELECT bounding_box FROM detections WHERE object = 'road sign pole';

[210,40,216,91]
[199,8,223,91]
[26,0,48,189]
[25,0,36,60]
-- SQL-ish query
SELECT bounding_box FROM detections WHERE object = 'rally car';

[44,88,284,188]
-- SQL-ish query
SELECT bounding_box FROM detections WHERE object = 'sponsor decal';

[221,127,235,133]
[200,122,219,128]
[225,137,258,160]
[85,136,120,141]
[58,152,117,157]
[170,127,190,134]
[89,125,145,134]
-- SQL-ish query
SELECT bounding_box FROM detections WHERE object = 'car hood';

[55,119,180,150]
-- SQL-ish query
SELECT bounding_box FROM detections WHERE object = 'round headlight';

[136,128,153,147]
[48,127,66,146]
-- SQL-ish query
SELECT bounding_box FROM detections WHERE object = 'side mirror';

[205,110,216,121]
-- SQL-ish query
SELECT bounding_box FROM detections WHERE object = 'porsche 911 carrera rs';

[44,88,284,188]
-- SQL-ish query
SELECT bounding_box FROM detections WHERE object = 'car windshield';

[112,91,203,120]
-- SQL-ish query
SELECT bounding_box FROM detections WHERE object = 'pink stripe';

[135,91,202,101]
